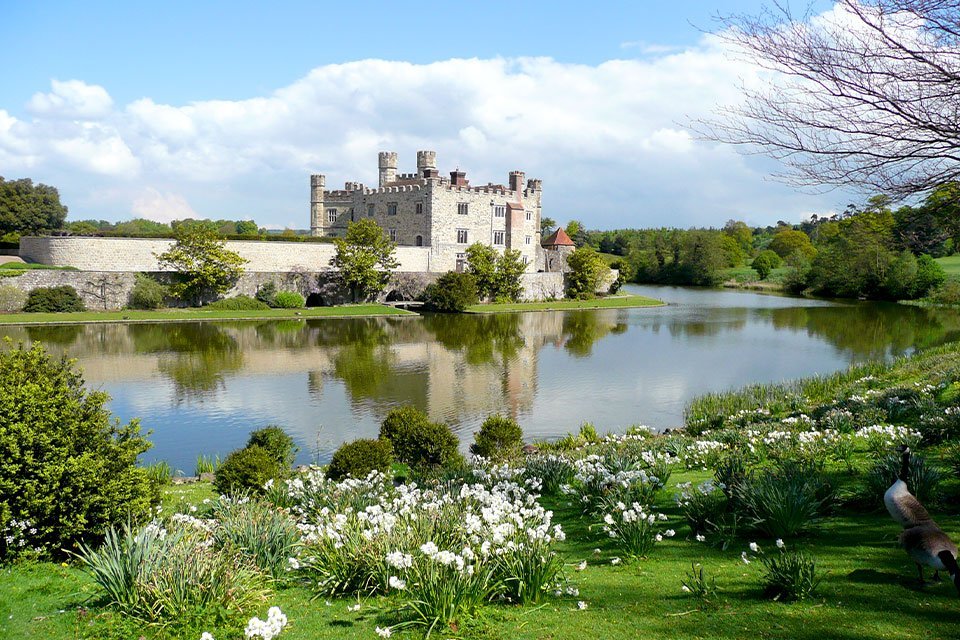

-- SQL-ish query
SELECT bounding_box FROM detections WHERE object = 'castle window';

[457,203,469,215]
[457,228,468,244]
[493,231,505,245]
[456,253,466,272]
[494,205,505,218]
[367,204,375,217]
[326,208,337,223]
[525,235,532,245]
[523,256,529,265]
[387,203,398,216]
[526,210,533,221]
[415,235,423,246]
[388,228,397,242]
[415,201,423,214]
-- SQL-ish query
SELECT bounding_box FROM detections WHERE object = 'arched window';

[415,235,423,246]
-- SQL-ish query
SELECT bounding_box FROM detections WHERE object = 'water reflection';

[3,286,959,469]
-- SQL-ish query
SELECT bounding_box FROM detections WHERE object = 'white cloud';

[28,79,114,119]
[131,188,198,223]
[1,32,854,228]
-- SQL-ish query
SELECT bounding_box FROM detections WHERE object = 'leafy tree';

[423,271,478,312]
[235,220,259,235]
[719,234,745,267]
[0,177,68,236]
[565,220,589,247]
[540,216,557,237]
[914,254,946,298]
[769,229,816,260]
[682,231,727,286]
[466,243,497,299]
[751,250,782,280]
[884,251,919,300]
[493,248,526,303]
[0,341,154,559]
[782,250,812,294]
[922,183,960,250]
[723,220,754,254]
[566,247,610,299]
[112,218,172,236]
[330,219,399,302]
[155,222,248,305]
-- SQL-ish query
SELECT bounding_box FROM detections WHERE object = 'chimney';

[450,170,468,187]
[509,171,525,193]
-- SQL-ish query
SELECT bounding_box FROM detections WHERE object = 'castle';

[310,151,545,273]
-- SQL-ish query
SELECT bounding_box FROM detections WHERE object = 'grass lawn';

[2,475,958,640]
[0,304,415,325]
[935,255,960,277]
[467,294,664,314]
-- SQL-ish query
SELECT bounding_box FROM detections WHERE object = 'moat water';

[5,285,960,472]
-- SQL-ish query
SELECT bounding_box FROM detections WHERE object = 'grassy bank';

[467,294,664,314]
[0,304,416,325]
[934,255,960,277]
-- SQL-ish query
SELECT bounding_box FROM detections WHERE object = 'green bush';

[424,271,479,312]
[751,250,782,280]
[247,425,298,468]
[0,341,154,560]
[736,463,829,538]
[211,498,301,579]
[127,274,167,309]
[0,285,26,312]
[379,405,461,469]
[759,547,823,601]
[213,445,284,495]
[206,295,270,310]
[22,285,86,312]
[927,279,960,305]
[470,414,523,460]
[273,290,306,308]
[326,438,395,481]
[865,452,941,506]
[255,281,278,307]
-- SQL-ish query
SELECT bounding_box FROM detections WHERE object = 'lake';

[5,285,960,472]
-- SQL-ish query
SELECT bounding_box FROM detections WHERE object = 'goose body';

[884,479,932,529]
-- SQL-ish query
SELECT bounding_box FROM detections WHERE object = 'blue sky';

[1,0,849,230]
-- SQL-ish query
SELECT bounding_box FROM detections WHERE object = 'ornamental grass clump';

[675,480,727,536]
[522,455,575,496]
[736,462,830,538]
[865,451,942,506]
[681,562,718,605]
[211,498,301,580]
[746,541,823,602]
[564,454,665,512]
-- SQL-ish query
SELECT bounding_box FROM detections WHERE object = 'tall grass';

[212,498,301,579]
[195,454,221,476]
[144,461,173,486]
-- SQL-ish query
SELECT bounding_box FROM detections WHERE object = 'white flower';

[681,585,691,592]
[741,551,751,565]
[611,557,621,565]
[749,542,759,553]
[201,634,215,640]
[287,557,300,570]
[776,538,785,549]
[388,575,407,590]
[593,548,601,555]
[577,601,588,610]
[375,626,393,638]
[576,560,587,571]
[347,603,361,612]
[695,534,706,542]
[665,529,675,537]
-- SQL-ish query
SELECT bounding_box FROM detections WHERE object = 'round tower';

[416,150,437,178]
[310,174,325,236]
[378,151,398,187]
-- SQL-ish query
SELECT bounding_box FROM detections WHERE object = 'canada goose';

[899,524,960,592]
[883,444,932,528]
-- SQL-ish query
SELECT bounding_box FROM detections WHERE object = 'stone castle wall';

[19,236,432,273]
[2,269,565,310]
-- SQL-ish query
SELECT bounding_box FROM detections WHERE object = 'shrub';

[470,415,523,460]
[423,271,479,312]
[751,250,782,280]
[206,295,269,310]
[755,544,823,601]
[379,406,461,469]
[214,445,284,495]
[0,285,26,312]
[22,285,85,312]
[913,254,946,297]
[865,452,942,506]
[273,290,306,309]
[736,463,829,538]
[0,341,154,560]
[566,247,609,299]
[255,281,278,307]
[928,279,960,305]
[247,425,298,468]
[128,274,167,309]
[326,438,395,481]
[676,480,727,535]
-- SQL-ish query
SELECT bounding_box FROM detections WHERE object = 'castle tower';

[378,151,398,187]
[416,150,437,178]
[310,174,325,237]
[509,171,526,195]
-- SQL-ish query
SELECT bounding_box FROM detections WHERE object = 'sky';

[0,0,849,230]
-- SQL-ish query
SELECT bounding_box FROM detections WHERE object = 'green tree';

[565,220,589,247]
[466,243,498,299]
[113,218,173,236]
[423,271,478,312]
[566,247,610,299]
[493,248,526,303]
[540,216,557,237]
[155,222,248,305]
[769,229,816,260]
[682,231,727,286]
[723,219,754,254]
[0,177,68,236]
[751,249,782,280]
[235,220,259,235]
[330,219,399,302]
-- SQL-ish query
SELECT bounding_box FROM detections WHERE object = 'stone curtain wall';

[19,237,432,273]
[2,270,565,310]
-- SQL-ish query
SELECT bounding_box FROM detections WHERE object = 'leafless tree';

[698,1,960,198]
